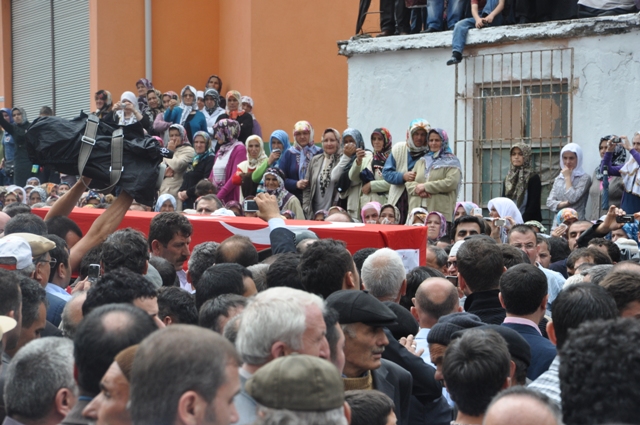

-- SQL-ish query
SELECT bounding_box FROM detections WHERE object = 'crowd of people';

[0,75,639,425]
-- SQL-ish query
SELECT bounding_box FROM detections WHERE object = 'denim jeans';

[451,0,503,53]
[427,0,467,30]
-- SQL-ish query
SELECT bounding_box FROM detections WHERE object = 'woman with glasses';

[163,85,207,143]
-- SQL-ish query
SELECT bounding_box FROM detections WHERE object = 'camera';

[244,200,258,212]
[612,137,622,144]
[172,95,178,100]
[616,215,635,224]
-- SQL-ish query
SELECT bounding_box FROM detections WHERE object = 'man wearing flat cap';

[245,354,351,425]
[326,290,412,425]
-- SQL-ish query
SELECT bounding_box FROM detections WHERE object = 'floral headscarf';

[155,194,176,212]
[596,136,627,181]
[553,208,579,229]
[291,121,321,180]
[169,124,191,147]
[146,88,164,114]
[525,220,547,233]
[406,207,429,226]
[427,211,448,240]
[423,128,461,174]
[245,135,268,169]
[257,168,294,211]
[214,119,242,156]
[361,201,382,223]
[225,200,244,216]
[191,131,212,168]
[269,130,291,168]
[136,78,154,111]
[372,127,393,163]
[622,222,639,243]
[504,143,533,208]
[179,85,198,125]
[406,119,431,158]
[454,201,479,218]
[379,203,401,225]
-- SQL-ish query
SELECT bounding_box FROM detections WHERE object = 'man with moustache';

[326,290,412,425]
[148,213,192,292]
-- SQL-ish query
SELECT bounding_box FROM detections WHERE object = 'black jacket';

[372,359,413,425]
[179,155,214,210]
[502,173,542,222]
[464,289,506,325]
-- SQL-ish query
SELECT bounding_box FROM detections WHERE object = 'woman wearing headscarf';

[154,194,176,212]
[361,201,382,224]
[303,128,342,219]
[602,132,640,215]
[488,197,524,242]
[453,201,480,221]
[94,90,112,119]
[159,124,195,211]
[350,128,393,217]
[216,91,253,142]
[210,119,247,203]
[586,136,627,221]
[135,78,154,112]
[0,107,36,186]
[550,208,579,237]
[153,91,178,144]
[231,135,268,201]
[252,130,290,184]
[205,74,226,109]
[28,187,47,206]
[546,143,592,220]
[240,96,262,138]
[7,185,27,204]
[104,91,152,136]
[278,121,321,202]
[0,108,15,184]
[502,143,542,223]
[178,131,215,210]
[426,211,448,241]
[257,167,304,219]
[378,203,401,225]
[383,119,431,225]
[406,207,429,225]
[163,85,207,143]
[143,89,165,135]
[334,128,366,222]
[201,89,225,137]
[406,128,461,223]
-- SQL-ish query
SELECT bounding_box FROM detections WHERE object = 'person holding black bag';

[349,128,392,220]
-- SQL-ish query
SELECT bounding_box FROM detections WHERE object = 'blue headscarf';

[622,222,639,243]
[155,194,177,212]
[0,108,13,124]
[269,130,290,168]
[341,128,365,149]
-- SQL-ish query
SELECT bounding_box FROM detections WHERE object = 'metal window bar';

[454,48,574,229]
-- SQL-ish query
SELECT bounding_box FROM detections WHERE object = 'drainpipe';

[145,0,152,81]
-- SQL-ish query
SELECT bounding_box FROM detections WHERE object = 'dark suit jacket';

[464,289,506,325]
[269,227,296,255]
[372,359,413,425]
[46,292,66,327]
[502,322,557,380]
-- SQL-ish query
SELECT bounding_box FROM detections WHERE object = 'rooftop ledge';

[337,12,640,57]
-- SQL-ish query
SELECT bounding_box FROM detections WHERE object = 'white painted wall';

[343,14,640,178]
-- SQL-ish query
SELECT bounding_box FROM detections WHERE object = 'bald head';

[484,389,561,425]
[412,277,460,328]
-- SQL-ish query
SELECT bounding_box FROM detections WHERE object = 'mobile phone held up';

[616,215,635,224]
[88,264,100,284]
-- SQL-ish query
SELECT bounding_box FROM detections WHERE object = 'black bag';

[26,112,165,207]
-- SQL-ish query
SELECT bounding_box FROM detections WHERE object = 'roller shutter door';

[12,0,89,119]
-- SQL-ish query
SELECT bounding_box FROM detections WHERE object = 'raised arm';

[68,191,134,272]
[44,177,92,220]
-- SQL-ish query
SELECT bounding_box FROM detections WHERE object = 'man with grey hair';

[186,241,219,289]
[580,264,613,285]
[4,337,77,425]
[245,354,350,425]
[361,248,407,303]
[233,287,330,425]
[426,246,448,275]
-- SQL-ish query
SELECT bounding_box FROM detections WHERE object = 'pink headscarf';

[361,201,382,223]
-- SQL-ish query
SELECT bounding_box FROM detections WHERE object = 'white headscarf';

[179,85,198,125]
[559,143,586,180]
[487,197,524,224]
[116,91,139,125]
[619,131,640,197]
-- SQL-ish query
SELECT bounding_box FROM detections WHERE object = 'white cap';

[0,235,33,270]
[196,90,204,100]
[212,208,236,217]
[449,240,466,257]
